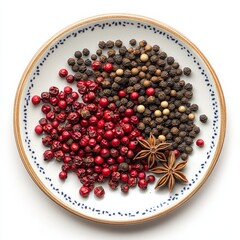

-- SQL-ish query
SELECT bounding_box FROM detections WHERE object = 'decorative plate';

[14,14,226,224]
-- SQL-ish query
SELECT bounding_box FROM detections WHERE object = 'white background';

[0,0,238,239]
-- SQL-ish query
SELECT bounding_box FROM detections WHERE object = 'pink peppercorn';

[32,95,41,105]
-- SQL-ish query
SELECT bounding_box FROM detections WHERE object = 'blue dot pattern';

[22,20,219,219]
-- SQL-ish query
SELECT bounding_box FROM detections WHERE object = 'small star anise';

[133,132,171,168]
[149,151,188,192]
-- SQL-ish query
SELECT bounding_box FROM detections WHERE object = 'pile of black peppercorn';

[66,39,208,161]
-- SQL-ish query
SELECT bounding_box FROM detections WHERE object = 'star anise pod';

[133,132,171,168]
[149,151,188,192]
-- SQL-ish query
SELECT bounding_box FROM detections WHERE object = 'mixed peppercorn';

[31,39,207,198]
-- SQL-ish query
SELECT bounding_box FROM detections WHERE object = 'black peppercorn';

[152,128,159,136]
[101,80,111,89]
[98,41,106,49]
[185,146,193,154]
[174,137,182,144]
[122,58,131,68]
[185,137,193,145]
[77,58,84,65]
[119,46,127,56]
[133,83,142,92]
[106,40,114,48]
[67,58,75,66]
[158,92,166,101]
[111,82,120,91]
[72,64,80,72]
[137,122,145,130]
[99,55,107,63]
[148,65,157,74]
[126,101,134,108]
[84,59,92,66]
[85,69,93,76]
[159,51,167,59]
[119,105,126,113]
[176,69,183,76]
[167,56,175,65]
[91,54,97,60]
[143,109,152,117]
[137,96,145,105]
[149,104,158,111]
[142,117,151,125]
[189,104,199,112]
[126,86,134,94]
[144,126,151,135]
[101,89,112,97]
[118,162,129,172]
[200,114,208,123]
[120,98,128,106]
[193,126,200,134]
[96,49,102,56]
[183,67,191,76]
[74,51,82,58]
[107,49,116,57]
[139,40,147,47]
[152,45,160,52]
[181,153,188,160]
[184,83,193,91]
[74,73,82,80]
[147,96,155,104]
[115,40,123,48]
[113,54,123,64]
[129,77,138,86]
[82,48,90,56]
[172,62,180,69]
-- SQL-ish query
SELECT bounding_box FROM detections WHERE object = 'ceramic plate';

[14,14,226,224]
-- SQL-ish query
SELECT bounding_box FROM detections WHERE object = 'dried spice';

[150,151,188,192]
[200,114,208,123]
[133,133,171,168]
